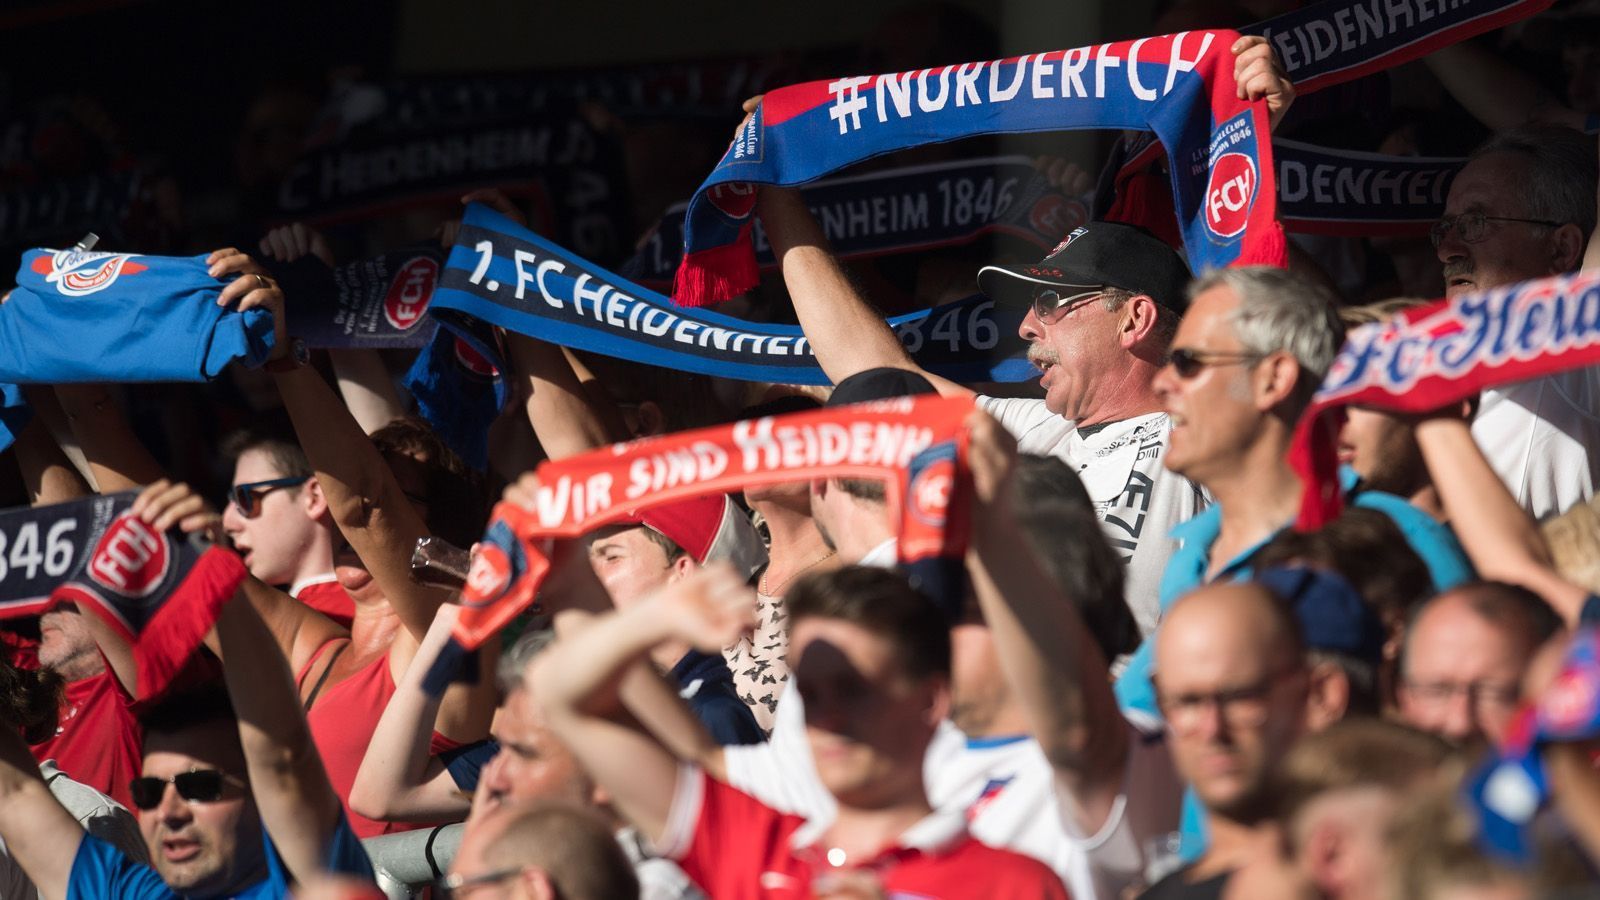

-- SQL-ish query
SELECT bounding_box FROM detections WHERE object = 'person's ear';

[518,866,555,900]
[1549,223,1585,273]
[668,554,696,582]
[634,400,666,438]
[926,675,952,726]
[302,476,329,521]
[1302,819,1346,898]
[1253,351,1302,413]
[1119,295,1160,349]
[1304,660,1350,731]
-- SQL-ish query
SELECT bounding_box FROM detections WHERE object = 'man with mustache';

[750,36,1292,633]
[1434,124,1599,518]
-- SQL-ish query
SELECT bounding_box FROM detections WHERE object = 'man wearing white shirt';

[717,442,1170,900]
[1433,124,1599,519]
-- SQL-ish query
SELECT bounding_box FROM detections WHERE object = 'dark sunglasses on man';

[228,476,309,519]
[128,769,243,810]
[1164,347,1265,379]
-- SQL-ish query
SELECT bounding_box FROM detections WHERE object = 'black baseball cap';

[826,367,938,407]
[977,221,1192,313]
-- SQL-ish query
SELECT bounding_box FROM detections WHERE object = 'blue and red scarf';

[1291,271,1600,530]
[0,493,246,699]
[673,29,1286,307]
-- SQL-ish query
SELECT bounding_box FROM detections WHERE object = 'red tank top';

[292,577,356,629]
[30,671,142,808]
[302,644,461,838]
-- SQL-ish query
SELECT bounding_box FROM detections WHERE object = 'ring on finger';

[254,273,270,289]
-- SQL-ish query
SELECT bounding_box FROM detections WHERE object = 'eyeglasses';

[1157,667,1306,735]
[1164,347,1265,379]
[228,476,309,518]
[436,866,525,899]
[1400,679,1521,714]
[1428,212,1565,248]
[129,769,239,810]
[1031,284,1106,324]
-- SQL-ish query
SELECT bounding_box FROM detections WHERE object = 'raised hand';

[1231,35,1295,131]
[650,562,758,653]
[209,248,288,360]
[258,222,334,268]
[129,478,223,542]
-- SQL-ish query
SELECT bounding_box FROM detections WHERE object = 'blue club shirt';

[67,812,372,900]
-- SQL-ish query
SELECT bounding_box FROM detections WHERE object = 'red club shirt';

[30,671,142,808]
[291,575,356,629]
[657,766,1070,899]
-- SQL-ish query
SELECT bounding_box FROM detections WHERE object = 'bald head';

[452,802,637,900]
[1154,582,1310,826]
[1398,581,1560,747]
[1156,581,1305,681]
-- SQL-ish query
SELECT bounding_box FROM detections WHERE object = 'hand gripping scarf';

[1105,0,1552,245]
[425,394,975,688]
[672,29,1287,307]
[0,492,246,698]
[1289,271,1600,530]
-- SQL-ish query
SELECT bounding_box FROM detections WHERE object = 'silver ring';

[254,273,269,289]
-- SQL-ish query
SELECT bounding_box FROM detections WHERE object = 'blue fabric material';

[433,205,1033,387]
[3,250,275,385]
[668,649,765,746]
[1581,594,1600,628]
[400,320,507,471]
[67,811,372,900]
[442,739,500,792]
[0,383,31,453]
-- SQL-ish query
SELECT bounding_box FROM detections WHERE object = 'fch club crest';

[31,248,148,297]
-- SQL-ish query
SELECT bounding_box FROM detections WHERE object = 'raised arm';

[963,410,1130,833]
[1413,410,1588,623]
[1425,42,1583,132]
[0,723,85,900]
[11,393,89,505]
[211,247,452,645]
[534,563,755,845]
[213,594,352,885]
[50,384,165,493]
[349,604,471,823]
[757,182,966,396]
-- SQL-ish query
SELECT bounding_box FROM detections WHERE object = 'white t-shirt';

[1473,370,1600,520]
[975,399,1209,634]
[723,682,1183,900]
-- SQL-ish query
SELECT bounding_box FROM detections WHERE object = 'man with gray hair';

[1113,267,1470,720]
[1109,267,1340,714]
[1433,123,1600,519]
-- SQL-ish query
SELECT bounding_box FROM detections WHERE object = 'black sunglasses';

[129,769,234,810]
[228,476,309,518]
[1165,347,1265,379]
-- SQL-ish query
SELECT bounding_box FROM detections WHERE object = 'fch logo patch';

[31,249,148,297]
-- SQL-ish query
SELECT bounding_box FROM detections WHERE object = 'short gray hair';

[1188,266,1346,415]
[495,628,556,695]
[1102,286,1179,349]
[1471,124,1599,241]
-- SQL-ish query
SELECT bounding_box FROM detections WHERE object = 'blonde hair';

[1339,297,1430,329]
[1541,496,1600,593]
